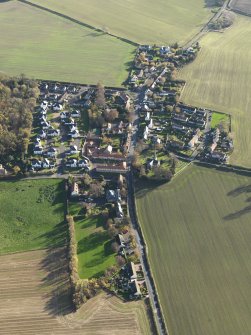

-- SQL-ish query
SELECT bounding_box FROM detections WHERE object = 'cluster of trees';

[209,11,235,30]
[0,75,39,163]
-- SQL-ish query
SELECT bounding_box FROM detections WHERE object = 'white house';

[71,110,81,118]
[31,160,42,168]
[70,145,79,155]
[47,147,57,157]
[53,102,63,111]
[69,130,80,138]
[40,100,48,110]
[66,159,78,168]
[34,145,43,155]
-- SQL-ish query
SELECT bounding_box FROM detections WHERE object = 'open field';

[179,15,251,167]
[75,215,116,279]
[0,178,66,255]
[0,248,151,335]
[0,1,135,86]
[229,0,251,15]
[28,0,214,45]
[136,164,251,335]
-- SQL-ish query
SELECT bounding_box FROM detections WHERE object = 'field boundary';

[18,0,139,47]
[227,0,251,17]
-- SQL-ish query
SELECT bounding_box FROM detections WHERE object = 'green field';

[28,0,213,45]
[75,215,116,279]
[211,112,230,129]
[0,178,66,254]
[179,15,251,167]
[0,1,135,86]
[136,164,251,335]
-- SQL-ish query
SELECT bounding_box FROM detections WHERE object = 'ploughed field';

[179,14,251,167]
[229,0,251,15]
[28,0,213,45]
[0,249,151,335]
[136,164,251,335]
[0,1,135,86]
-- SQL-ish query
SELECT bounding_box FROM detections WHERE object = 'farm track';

[0,249,148,335]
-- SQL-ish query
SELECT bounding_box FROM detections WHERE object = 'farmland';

[0,178,66,255]
[179,14,251,167]
[74,215,116,279]
[28,0,214,45]
[229,0,251,15]
[0,249,151,335]
[0,1,135,86]
[136,164,251,335]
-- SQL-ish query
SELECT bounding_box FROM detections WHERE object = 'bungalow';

[66,158,78,168]
[31,159,42,169]
[47,147,57,158]
[53,102,63,111]
[69,129,80,138]
[64,117,75,126]
[34,145,43,155]
[71,110,81,118]
[106,189,121,203]
[70,145,79,155]
[40,100,48,110]
[47,129,60,137]
[71,182,79,197]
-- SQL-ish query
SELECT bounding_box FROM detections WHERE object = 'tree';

[95,82,106,107]
[108,225,118,238]
[82,173,92,186]
[89,181,104,198]
[111,242,120,253]
[104,108,119,122]
[116,255,126,267]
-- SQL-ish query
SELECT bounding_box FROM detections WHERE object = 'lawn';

[0,178,66,254]
[28,0,214,45]
[179,15,251,167]
[210,112,230,129]
[75,215,116,279]
[136,164,251,335]
[0,1,135,86]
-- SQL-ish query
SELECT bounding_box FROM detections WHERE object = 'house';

[70,145,79,155]
[211,151,227,162]
[78,160,89,169]
[66,158,78,168]
[42,158,53,169]
[71,110,81,118]
[106,189,121,203]
[210,142,218,153]
[130,75,138,84]
[188,134,199,149]
[95,162,128,174]
[40,100,48,110]
[160,46,171,55]
[172,123,186,132]
[173,113,188,123]
[130,280,141,297]
[34,145,43,155]
[145,112,150,121]
[47,129,60,137]
[148,119,154,129]
[71,182,79,197]
[128,262,138,280]
[47,147,57,157]
[69,129,80,138]
[38,130,47,139]
[53,102,63,111]
[31,159,42,169]
[41,121,51,130]
[116,93,131,110]
[60,111,69,120]
[148,159,160,170]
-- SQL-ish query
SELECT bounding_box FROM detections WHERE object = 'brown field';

[0,249,151,335]
[229,0,251,15]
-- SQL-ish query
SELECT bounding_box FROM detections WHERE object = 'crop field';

[28,0,214,45]
[74,215,116,279]
[0,248,151,335]
[0,178,66,255]
[229,0,251,15]
[0,1,135,86]
[179,15,251,167]
[136,164,251,335]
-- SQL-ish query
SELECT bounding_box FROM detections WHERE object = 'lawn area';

[28,0,214,45]
[179,15,251,167]
[136,164,251,335]
[75,215,116,279]
[0,178,66,255]
[210,112,230,129]
[0,1,135,86]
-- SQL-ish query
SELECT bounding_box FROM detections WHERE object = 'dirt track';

[0,249,148,335]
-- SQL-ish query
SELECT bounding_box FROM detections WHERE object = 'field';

[0,178,66,255]
[136,164,251,335]
[28,0,214,45]
[229,0,251,15]
[74,215,116,279]
[0,248,151,335]
[0,1,135,86]
[179,15,251,167]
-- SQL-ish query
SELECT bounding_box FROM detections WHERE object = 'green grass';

[136,164,251,335]
[28,0,214,45]
[0,1,135,86]
[75,215,116,279]
[0,178,66,255]
[210,112,230,129]
[179,15,251,167]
